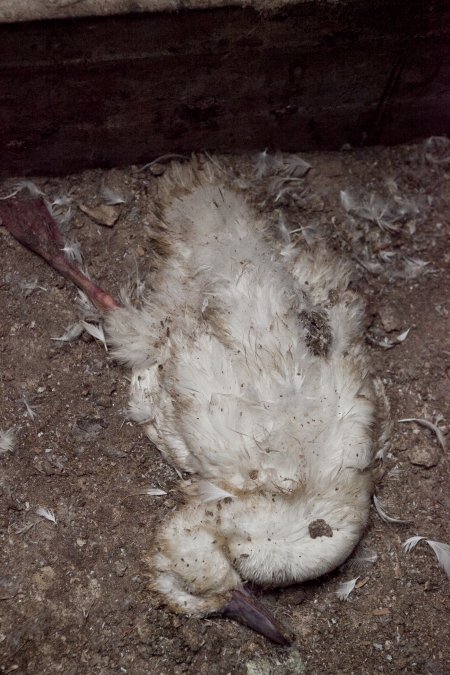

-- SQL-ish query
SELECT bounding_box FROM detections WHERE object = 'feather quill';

[143,488,168,496]
[399,417,446,450]
[22,395,38,420]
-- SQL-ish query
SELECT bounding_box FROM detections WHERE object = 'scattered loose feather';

[367,327,412,350]
[373,495,408,525]
[336,577,359,601]
[51,322,84,343]
[19,278,48,297]
[62,240,83,264]
[15,522,36,535]
[403,537,450,579]
[387,465,402,481]
[0,428,16,454]
[402,257,431,280]
[100,186,127,205]
[254,149,270,179]
[340,190,419,232]
[347,546,378,572]
[277,154,311,178]
[36,507,57,524]
[0,180,45,200]
[426,540,450,579]
[196,481,234,503]
[81,321,108,350]
[51,195,72,208]
[399,417,446,450]
[76,289,102,322]
[143,488,168,496]
[403,535,425,553]
[22,395,38,420]
[423,136,450,165]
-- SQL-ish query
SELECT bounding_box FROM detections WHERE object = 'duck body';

[104,161,383,620]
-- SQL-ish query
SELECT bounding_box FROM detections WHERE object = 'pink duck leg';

[0,196,120,312]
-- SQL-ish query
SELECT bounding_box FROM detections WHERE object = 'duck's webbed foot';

[0,196,120,311]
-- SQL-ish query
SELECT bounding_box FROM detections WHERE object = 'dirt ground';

[0,139,449,675]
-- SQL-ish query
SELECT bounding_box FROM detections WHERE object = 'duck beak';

[219,588,291,646]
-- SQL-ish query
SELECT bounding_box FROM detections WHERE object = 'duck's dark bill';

[219,588,291,646]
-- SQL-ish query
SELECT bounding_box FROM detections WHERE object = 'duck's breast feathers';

[106,160,378,487]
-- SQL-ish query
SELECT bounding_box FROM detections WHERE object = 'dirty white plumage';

[102,162,385,626]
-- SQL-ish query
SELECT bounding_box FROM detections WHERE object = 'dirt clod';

[308,519,333,538]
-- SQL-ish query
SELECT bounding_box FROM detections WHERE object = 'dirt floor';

[0,139,449,674]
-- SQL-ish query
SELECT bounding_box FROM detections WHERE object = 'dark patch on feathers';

[299,309,332,356]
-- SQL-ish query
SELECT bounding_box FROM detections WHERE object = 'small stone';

[407,446,439,468]
[105,447,127,459]
[78,203,120,227]
[114,560,128,577]
[136,244,146,257]
[308,519,333,538]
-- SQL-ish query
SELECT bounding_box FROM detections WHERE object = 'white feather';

[399,417,446,450]
[396,327,412,343]
[62,240,83,264]
[403,536,450,579]
[101,186,126,205]
[22,395,38,420]
[254,149,270,179]
[51,195,72,208]
[0,428,16,454]
[144,488,167,496]
[346,545,378,573]
[336,577,359,601]
[36,507,57,524]
[373,495,407,525]
[51,323,84,343]
[367,327,412,350]
[426,540,450,580]
[402,257,431,279]
[14,180,44,197]
[81,321,108,350]
[20,279,47,297]
[403,536,425,553]
[196,481,234,503]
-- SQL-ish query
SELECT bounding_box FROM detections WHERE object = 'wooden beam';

[0,0,449,176]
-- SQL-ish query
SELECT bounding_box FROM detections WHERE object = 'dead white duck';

[1,159,387,644]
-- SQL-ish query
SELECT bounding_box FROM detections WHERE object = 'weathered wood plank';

[0,0,449,176]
